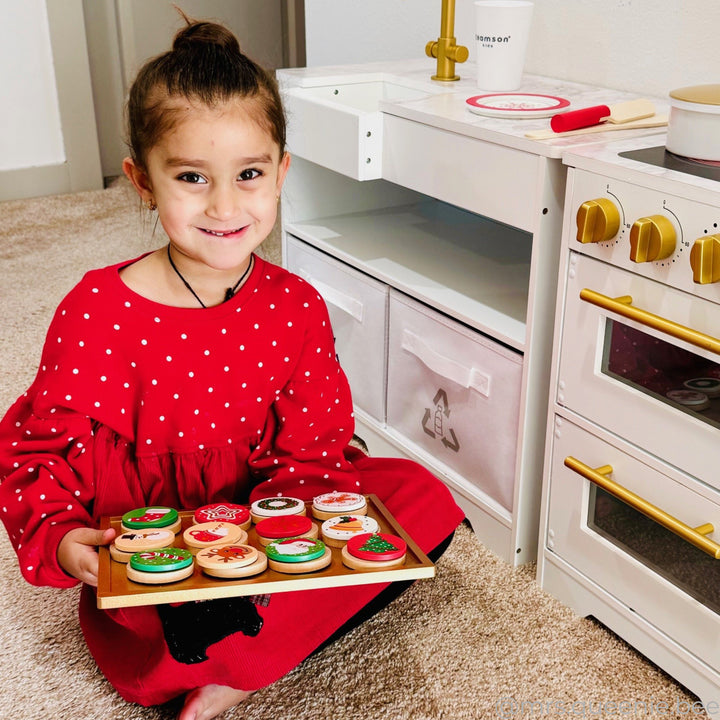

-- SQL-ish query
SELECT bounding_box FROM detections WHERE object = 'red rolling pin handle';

[550,105,610,133]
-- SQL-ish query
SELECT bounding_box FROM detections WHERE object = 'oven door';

[557,251,720,489]
[547,414,720,669]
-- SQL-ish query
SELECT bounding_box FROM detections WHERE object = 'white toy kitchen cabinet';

[277,60,666,564]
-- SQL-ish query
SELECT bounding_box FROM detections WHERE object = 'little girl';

[0,16,463,720]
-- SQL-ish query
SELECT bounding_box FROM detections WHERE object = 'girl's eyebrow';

[164,154,274,167]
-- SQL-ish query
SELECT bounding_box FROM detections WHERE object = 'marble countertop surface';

[277,58,670,160]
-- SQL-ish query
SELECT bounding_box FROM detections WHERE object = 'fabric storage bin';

[387,290,522,511]
[285,236,388,422]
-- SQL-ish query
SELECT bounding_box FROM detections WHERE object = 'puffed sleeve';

[248,281,361,502]
[0,294,100,588]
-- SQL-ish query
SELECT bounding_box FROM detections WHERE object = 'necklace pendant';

[223,287,234,303]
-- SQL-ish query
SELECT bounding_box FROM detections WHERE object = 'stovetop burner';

[619,145,720,183]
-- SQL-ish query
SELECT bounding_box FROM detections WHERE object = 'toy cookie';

[126,547,194,584]
[250,496,306,523]
[255,515,318,547]
[194,502,252,530]
[182,521,247,553]
[121,506,181,534]
[311,491,367,520]
[265,537,332,574]
[683,377,720,398]
[321,514,380,548]
[341,532,407,571]
[666,389,710,411]
[195,544,267,579]
[110,527,177,564]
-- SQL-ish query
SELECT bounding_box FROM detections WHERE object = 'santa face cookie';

[182,522,247,553]
[321,514,379,548]
[264,537,332,574]
[250,496,306,523]
[194,503,251,530]
[121,506,181,534]
[311,491,367,520]
[255,515,318,547]
[126,547,194,584]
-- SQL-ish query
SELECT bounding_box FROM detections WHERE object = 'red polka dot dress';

[0,254,463,705]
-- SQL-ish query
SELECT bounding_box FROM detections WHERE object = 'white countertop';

[277,58,669,160]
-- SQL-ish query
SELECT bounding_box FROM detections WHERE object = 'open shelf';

[285,200,532,351]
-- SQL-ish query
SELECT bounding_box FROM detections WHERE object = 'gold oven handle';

[579,289,720,355]
[564,456,720,559]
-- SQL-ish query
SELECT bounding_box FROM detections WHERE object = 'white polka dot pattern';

[0,256,360,587]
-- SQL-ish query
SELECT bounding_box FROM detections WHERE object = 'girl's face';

[125,98,290,275]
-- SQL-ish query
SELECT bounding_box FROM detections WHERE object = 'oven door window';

[589,485,720,615]
[602,320,720,429]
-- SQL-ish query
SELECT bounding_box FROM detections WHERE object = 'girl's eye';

[238,169,261,181]
[178,172,206,184]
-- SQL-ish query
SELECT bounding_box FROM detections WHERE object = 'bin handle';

[300,271,364,322]
[401,329,490,397]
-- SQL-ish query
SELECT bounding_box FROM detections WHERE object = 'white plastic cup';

[474,1,534,91]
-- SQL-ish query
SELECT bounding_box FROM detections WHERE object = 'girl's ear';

[122,157,154,204]
[275,152,291,196]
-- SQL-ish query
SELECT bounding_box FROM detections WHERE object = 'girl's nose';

[207,184,237,221]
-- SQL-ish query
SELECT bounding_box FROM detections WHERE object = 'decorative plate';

[466,93,571,118]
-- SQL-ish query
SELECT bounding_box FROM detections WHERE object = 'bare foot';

[177,684,252,720]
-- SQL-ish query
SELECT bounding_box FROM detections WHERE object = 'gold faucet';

[425,0,469,81]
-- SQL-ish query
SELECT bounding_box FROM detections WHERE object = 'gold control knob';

[629,215,676,262]
[690,234,720,284]
[576,198,621,244]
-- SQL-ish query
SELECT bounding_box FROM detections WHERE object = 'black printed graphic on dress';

[158,596,264,664]
[422,388,460,452]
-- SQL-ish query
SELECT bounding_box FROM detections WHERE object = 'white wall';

[0,0,64,171]
[304,0,720,100]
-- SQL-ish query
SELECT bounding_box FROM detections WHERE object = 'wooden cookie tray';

[96,494,434,609]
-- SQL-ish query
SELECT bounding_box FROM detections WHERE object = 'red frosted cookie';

[194,503,251,530]
[342,532,407,571]
[255,515,318,547]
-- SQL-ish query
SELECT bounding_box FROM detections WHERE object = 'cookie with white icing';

[321,514,379,548]
[311,491,367,520]
[250,496,306,523]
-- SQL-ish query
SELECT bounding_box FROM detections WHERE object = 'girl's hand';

[57,526,116,587]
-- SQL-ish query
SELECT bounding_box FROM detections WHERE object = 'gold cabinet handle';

[564,456,720,559]
[580,288,720,355]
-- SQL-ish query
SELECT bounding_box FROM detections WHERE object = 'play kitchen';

[538,91,720,709]
[276,46,676,570]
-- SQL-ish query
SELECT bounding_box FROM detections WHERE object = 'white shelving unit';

[277,61,665,564]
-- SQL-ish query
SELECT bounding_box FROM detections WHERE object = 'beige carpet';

[0,181,703,718]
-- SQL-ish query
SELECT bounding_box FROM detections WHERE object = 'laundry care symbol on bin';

[422,389,460,452]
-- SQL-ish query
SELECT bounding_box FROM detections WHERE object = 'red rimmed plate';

[466,93,570,118]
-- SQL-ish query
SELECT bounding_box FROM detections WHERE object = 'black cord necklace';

[166,245,253,308]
